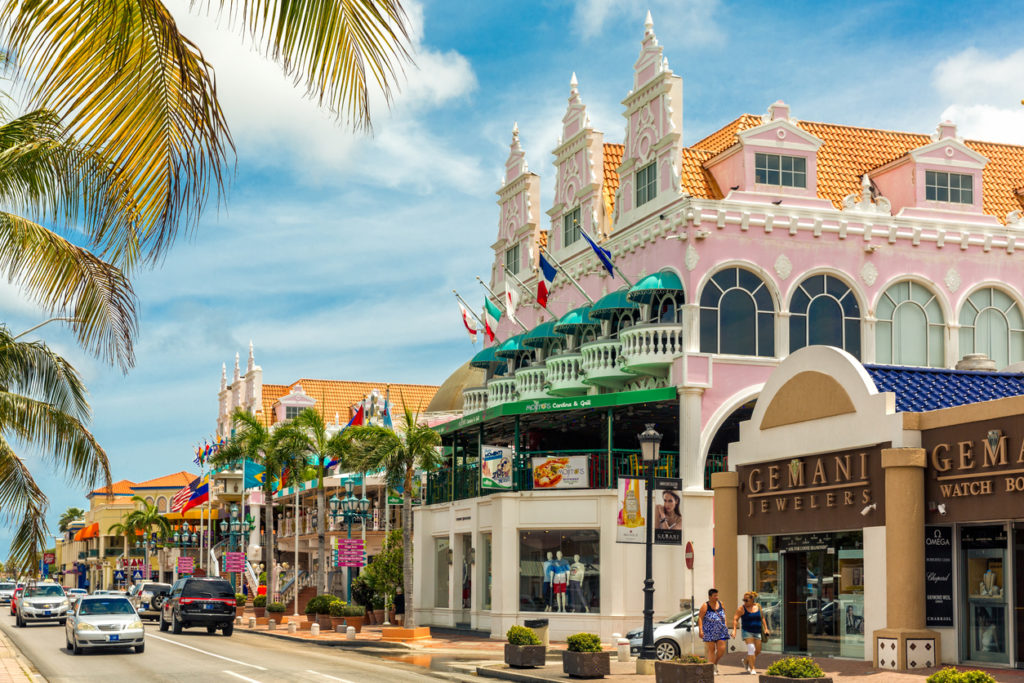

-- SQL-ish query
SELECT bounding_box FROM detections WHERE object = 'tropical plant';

[58,507,85,533]
[305,593,340,616]
[360,528,401,605]
[234,593,245,605]
[350,403,441,628]
[108,495,174,557]
[209,408,305,602]
[328,600,346,617]
[0,324,111,572]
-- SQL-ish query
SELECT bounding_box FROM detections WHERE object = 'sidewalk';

[0,627,33,682]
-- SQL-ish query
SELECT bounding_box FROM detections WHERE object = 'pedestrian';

[394,587,405,626]
[732,591,769,675]
[698,588,729,674]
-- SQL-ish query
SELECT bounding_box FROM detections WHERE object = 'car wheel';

[222,624,233,636]
[206,625,216,634]
[134,643,145,654]
[159,611,169,632]
[171,610,182,634]
[71,636,80,655]
[655,639,680,660]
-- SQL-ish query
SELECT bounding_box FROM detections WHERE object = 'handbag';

[762,629,771,642]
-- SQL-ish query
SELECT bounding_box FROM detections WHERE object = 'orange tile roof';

[681,148,719,198]
[603,143,623,218]
[132,471,195,490]
[258,383,290,427]
[89,479,136,497]
[271,379,439,426]
[537,230,548,252]
[692,114,763,154]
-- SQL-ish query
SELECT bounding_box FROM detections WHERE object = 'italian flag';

[484,298,502,343]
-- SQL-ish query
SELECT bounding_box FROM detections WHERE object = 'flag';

[458,302,478,343]
[326,405,366,469]
[180,475,210,514]
[581,229,615,277]
[537,253,557,307]
[382,386,393,430]
[193,446,203,467]
[483,298,502,343]
[170,478,196,513]
[504,282,520,327]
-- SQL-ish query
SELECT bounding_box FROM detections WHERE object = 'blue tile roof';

[862,364,1024,413]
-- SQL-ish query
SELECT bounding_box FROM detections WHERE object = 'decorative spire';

[512,121,519,143]
[233,352,240,382]
[644,10,654,35]
[570,72,578,94]
[220,363,227,391]
[247,340,255,372]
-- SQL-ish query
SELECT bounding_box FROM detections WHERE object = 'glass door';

[962,524,1008,664]
[1014,525,1024,668]
[805,549,839,658]
[783,552,808,653]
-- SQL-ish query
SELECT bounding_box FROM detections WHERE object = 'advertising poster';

[616,477,683,545]
[531,455,589,489]
[387,474,424,505]
[925,525,954,627]
[481,445,513,489]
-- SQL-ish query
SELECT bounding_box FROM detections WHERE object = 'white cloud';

[571,0,722,44]
[934,48,1024,144]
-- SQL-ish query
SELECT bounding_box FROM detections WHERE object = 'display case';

[961,526,1008,664]
[752,536,781,653]
[838,548,864,658]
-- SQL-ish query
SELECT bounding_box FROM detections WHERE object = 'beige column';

[872,447,941,671]
[711,471,738,610]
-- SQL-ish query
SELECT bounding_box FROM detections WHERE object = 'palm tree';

[352,404,440,628]
[209,409,305,600]
[0,324,111,573]
[273,408,355,594]
[109,495,173,558]
[58,507,86,534]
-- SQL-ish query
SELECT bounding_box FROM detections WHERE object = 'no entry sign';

[684,541,694,570]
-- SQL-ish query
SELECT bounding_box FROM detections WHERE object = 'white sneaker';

[750,669,758,675]
[714,665,719,674]
[743,661,750,672]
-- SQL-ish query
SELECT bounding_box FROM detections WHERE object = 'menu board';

[925,525,954,627]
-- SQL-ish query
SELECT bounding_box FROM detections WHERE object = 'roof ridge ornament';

[644,9,653,36]
[842,174,891,215]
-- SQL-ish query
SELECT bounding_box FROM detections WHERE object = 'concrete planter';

[504,644,546,668]
[759,677,833,683]
[655,661,714,683]
[562,651,610,679]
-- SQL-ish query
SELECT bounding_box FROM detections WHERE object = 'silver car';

[627,610,700,660]
[16,584,69,626]
[0,582,16,604]
[130,582,170,621]
[66,596,145,654]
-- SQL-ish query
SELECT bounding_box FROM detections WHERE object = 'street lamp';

[637,423,663,664]
[330,482,371,602]
[220,501,246,590]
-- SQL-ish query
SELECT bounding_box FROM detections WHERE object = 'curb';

[477,665,557,683]
[238,627,415,650]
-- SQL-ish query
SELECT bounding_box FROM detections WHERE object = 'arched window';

[875,281,945,367]
[789,274,861,358]
[156,496,167,513]
[959,287,1024,369]
[699,268,775,356]
[650,293,681,324]
[580,327,598,344]
[609,310,639,338]
[144,496,154,507]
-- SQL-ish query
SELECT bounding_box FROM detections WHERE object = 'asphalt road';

[0,611,446,682]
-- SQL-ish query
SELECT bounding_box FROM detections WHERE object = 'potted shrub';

[329,600,347,630]
[562,632,609,679]
[761,657,832,683]
[504,625,545,669]
[371,594,385,624]
[343,604,365,633]
[252,594,267,618]
[926,669,996,683]
[305,594,340,629]
[655,654,712,683]
[235,593,246,618]
[267,602,287,624]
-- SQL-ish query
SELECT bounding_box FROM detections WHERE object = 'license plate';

[108,634,119,642]
[205,603,216,610]
[43,610,51,616]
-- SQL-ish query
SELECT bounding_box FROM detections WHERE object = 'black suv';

[159,577,235,635]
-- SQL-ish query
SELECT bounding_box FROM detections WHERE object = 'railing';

[486,377,518,406]
[620,323,684,376]
[580,338,632,388]
[545,352,588,396]
[515,364,549,400]
[426,462,482,505]
[463,386,488,413]
[280,569,312,607]
[705,453,727,490]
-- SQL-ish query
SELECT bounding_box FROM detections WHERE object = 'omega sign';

[736,444,886,536]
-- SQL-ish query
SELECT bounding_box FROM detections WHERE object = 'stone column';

[710,472,739,610]
[873,448,941,671]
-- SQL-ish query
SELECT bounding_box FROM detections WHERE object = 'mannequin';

[552,551,569,612]
[542,552,555,611]
[568,554,587,613]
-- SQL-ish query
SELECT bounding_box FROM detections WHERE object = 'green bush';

[371,594,385,610]
[506,625,541,646]
[957,672,996,683]
[674,654,707,664]
[305,593,342,615]
[342,605,365,617]
[234,593,245,606]
[252,595,267,608]
[329,600,346,617]
[350,576,374,607]
[764,657,825,678]
[566,633,603,653]
[266,602,285,613]
[927,669,962,683]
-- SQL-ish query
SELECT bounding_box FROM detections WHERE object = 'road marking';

[223,672,263,683]
[306,671,358,682]
[147,633,268,670]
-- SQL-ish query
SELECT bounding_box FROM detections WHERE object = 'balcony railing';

[620,323,684,376]
[515,364,549,401]
[545,352,588,396]
[486,376,518,407]
[580,338,632,388]
[463,386,488,413]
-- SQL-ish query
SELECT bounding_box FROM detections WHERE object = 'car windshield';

[25,585,64,597]
[0,583,14,590]
[79,598,135,615]
[143,584,170,593]
[658,611,691,624]
[183,580,234,599]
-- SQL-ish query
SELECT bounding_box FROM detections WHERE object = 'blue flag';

[581,230,615,277]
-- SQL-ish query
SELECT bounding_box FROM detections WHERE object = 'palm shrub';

[507,625,540,646]
[566,633,602,653]
[765,657,825,678]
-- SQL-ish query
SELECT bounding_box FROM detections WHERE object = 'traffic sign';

[132,569,143,580]
[43,552,55,565]
[177,556,194,574]
[684,541,694,570]
[114,570,126,582]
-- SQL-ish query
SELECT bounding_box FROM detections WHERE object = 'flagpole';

[476,276,529,331]
[539,248,596,304]
[578,227,634,287]
[452,290,490,335]
[502,265,557,318]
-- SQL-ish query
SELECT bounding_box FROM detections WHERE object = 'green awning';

[522,321,564,348]
[470,346,506,371]
[494,334,530,359]
[553,306,599,334]
[626,271,685,304]
[589,289,639,320]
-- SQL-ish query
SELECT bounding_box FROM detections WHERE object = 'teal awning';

[553,306,599,334]
[470,346,505,370]
[626,271,685,304]
[522,321,564,348]
[494,334,530,359]
[589,289,639,320]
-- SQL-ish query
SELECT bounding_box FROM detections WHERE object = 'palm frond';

[0,436,49,573]
[0,325,91,420]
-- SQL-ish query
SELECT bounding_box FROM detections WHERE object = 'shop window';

[434,537,450,608]
[875,281,945,367]
[789,274,861,358]
[962,525,1008,664]
[519,529,599,613]
[699,267,775,357]
[958,287,1024,369]
[480,533,492,611]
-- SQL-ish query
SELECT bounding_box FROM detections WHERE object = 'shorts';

[553,582,567,594]
[741,630,762,640]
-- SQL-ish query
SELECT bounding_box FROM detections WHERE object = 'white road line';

[305,670,358,682]
[146,633,268,670]
[223,671,263,683]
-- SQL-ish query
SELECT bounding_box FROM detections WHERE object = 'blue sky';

[3,0,1024,554]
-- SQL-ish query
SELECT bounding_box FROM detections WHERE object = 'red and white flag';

[504,282,520,327]
[458,302,478,343]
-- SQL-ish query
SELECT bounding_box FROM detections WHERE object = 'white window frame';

[636,162,657,206]
[754,152,807,188]
[958,287,1024,368]
[788,274,861,357]
[925,170,973,205]
[505,243,520,275]
[562,207,581,247]
[875,281,945,367]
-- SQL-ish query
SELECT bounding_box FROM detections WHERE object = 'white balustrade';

[545,353,588,396]
[486,377,519,406]
[462,386,488,413]
[515,365,549,400]
[580,338,633,388]
[619,323,684,376]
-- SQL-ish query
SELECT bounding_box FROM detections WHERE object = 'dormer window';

[284,406,303,420]
[925,170,973,204]
[755,153,806,188]
[636,162,657,206]
[562,206,581,246]
[505,243,520,274]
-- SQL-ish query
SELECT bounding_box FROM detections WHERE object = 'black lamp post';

[637,423,663,662]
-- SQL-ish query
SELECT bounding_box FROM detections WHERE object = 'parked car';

[66,595,144,654]
[807,599,838,636]
[9,587,23,616]
[16,583,69,627]
[0,582,16,604]
[627,610,699,660]
[66,588,88,607]
[159,577,235,635]
[130,582,171,621]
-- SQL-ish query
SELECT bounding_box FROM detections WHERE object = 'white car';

[16,583,69,626]
[0,582,16,604]
[66,595,145,654]
[626,610,700,660]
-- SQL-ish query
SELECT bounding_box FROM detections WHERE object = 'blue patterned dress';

[701,600,729,642]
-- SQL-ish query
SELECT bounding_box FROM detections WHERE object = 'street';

[0,613,445,682]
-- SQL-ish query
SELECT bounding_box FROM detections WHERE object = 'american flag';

[170,476,198,512]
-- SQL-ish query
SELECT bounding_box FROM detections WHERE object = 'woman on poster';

[655,489,681,529]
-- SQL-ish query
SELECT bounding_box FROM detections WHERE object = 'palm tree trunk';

[265,484,275,600]
[317,468,327,594]
[403,464,415,629]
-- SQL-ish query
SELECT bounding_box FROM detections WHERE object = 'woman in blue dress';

[698,587,729,674]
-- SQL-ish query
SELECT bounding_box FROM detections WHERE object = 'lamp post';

[637,423,663,664]
[219,502,245,590]
[330,482,371,603]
